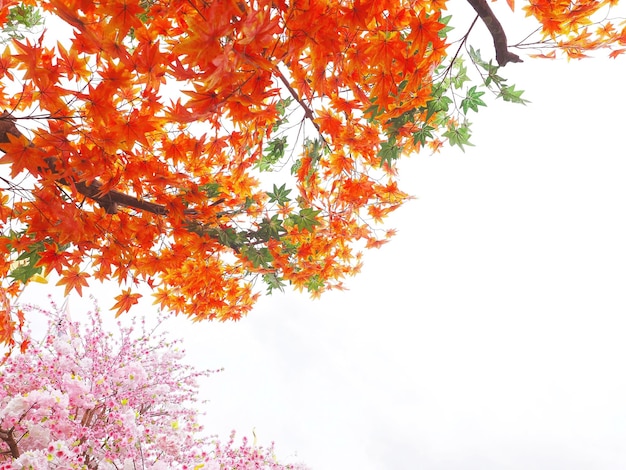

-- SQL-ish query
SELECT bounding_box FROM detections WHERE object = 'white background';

[14,3,626,469]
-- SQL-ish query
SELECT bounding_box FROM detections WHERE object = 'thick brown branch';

[0,427,21,459]
[0,112,244,260]
[0,112,21,143]
[71,179,168,215]
[467,0,523,66]
[0,112,168,216]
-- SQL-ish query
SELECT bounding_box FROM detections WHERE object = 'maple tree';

[0,301,309,469]
[0,0,624,346]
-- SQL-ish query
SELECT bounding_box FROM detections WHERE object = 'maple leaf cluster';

[518,0,626,58]
[0,0,623,345]
[0,0,448,340]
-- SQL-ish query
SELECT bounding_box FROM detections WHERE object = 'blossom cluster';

[0,302,308,469]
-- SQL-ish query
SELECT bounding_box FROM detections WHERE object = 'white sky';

[10,4,626,470]
[179,56,626,470]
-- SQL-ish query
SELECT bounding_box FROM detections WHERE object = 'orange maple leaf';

[113,289,142,317]
[56,266,90,296]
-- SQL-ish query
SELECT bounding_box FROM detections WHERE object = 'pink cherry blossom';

[0,301,309,469]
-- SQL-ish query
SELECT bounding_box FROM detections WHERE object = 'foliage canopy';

[0,0,624,347]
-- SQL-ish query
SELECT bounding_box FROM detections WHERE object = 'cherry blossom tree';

[0,301,308,469]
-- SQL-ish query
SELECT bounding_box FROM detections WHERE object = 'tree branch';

[0,112,168,215]
[275,70,330,149]
[0,111,247,263]
[0,427,20,459]
[466,0,523,66]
